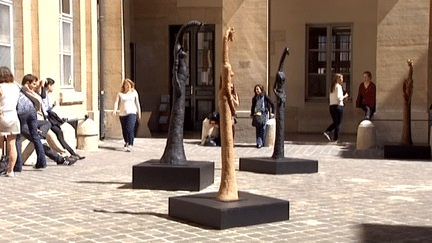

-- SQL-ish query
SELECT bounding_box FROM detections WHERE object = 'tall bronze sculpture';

[401,59,413,145]
[217,27,238,201]
[169,28,290,229]
[161,20,202,164]
[132,20,214,191]
[272,48,290,160]
[239,47,318,174]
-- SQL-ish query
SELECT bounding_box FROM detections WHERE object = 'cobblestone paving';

[1,137,432,242]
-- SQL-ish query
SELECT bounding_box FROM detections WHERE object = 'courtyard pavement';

[1,135,432,242]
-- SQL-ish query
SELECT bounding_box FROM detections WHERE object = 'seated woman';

[41,78,84,160]
[15,74,77,170]
[201,111,220,146]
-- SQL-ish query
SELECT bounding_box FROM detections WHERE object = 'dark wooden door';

[169,24,216,131]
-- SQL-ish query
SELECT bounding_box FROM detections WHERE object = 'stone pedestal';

[240,157,318,174]
[132,160,214,191]
[169,191,289,229]
[384,144,431,160]
[356,120,376,150]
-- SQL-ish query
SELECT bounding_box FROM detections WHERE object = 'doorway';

[169,24,216,131]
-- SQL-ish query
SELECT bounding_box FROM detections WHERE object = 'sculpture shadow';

[76,180,132,189]
[93,208,214,230]
[98,145,122,151]
[359,223,432,242]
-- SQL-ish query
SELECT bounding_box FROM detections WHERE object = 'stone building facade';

[2,0,99,129]
[4,0,431,146]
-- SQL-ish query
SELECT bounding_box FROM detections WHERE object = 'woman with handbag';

[251,84,274,148]
[0,67,21,177]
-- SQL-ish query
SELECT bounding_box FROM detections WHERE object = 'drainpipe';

[98,0,106,140]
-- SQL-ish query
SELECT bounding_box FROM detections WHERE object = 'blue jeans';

[361,105,375,120]
[255,123,268,147]
[325,105,344,141]
[15,111,47,171]
[119,114,137,146]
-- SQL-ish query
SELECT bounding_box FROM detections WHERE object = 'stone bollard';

[265,118,276,147]
[356,120,376,150]
[200,118,211,145]
[21,138,36,165]
[61,122,77,153]
[77,118,98,151]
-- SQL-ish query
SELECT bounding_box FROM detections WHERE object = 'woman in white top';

[0,67,21,177]
[324,74,349,142]
[113,79,141,152]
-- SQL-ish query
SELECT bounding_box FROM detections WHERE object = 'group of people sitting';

[0,66,85,177]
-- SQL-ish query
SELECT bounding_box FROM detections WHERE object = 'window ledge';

[60,90,84,105]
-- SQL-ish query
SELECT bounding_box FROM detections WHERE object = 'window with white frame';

[59,0,73,87]
[0,0,13,69]
[306,24,352,99]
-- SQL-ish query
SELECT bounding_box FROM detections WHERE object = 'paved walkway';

[1,136,432,242]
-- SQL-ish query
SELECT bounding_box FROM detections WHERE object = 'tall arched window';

[59,0,73,87]
[306,24,352,100]
[0,0,13,69]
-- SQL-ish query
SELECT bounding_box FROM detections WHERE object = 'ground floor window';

[306,24,352,100]
[59,0,73,87]
[0,0,13,69]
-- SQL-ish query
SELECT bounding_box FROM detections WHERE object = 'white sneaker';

[6,171,14,177]
[323,132,331,142]
[126,145,132,152]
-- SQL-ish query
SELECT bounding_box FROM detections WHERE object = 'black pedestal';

[169,191,289,229]
[384,144,431,160]
[132,160,214,191]
[239,157,318,174]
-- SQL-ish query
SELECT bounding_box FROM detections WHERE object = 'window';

[59,0,73,87]
[0,0,13,69]
[306,24,352,99]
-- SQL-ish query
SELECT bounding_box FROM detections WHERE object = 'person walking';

[356,71,376,120]
[251,84,274,148]
[324,73,349,142]
[0,67,21,177]
[113,79,141,152]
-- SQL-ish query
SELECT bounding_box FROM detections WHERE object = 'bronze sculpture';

[272,48,290,160]
[160,20,202,164]
[217,27,238,201]
[401,59,413,145]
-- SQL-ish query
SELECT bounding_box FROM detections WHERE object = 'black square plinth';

[384,145,431,160]
[239,157,318,174]
[169,191,289,229]
[132,160,214,191]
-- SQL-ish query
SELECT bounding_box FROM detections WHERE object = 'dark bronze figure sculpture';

[271,48,290,160]
[401,59,413,145]
[161,20,202,164]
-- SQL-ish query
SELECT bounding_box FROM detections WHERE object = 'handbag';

[47,110,65,126]
[252,111,266,127]
[0,137,9,175]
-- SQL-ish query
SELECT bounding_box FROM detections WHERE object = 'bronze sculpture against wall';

[272,48,290,160]
[160,20,202,164]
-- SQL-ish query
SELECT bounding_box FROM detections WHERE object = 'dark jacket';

[251,94,275,116]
